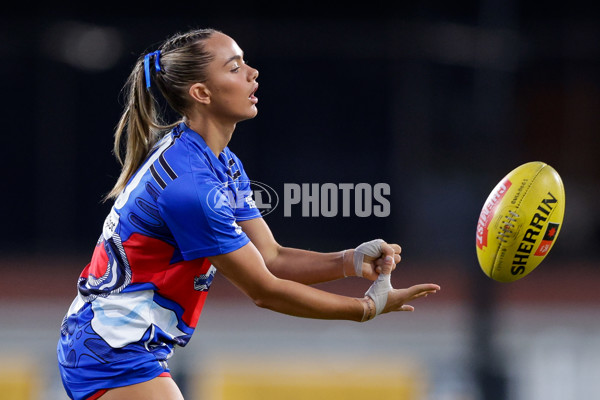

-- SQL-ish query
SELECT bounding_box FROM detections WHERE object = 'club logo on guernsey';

[194,265,216,291]
[103,209,120,239]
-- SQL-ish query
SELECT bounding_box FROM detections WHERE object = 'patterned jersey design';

[58,123,262,380]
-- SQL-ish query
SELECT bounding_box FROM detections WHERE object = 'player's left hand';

[382,283,441,313]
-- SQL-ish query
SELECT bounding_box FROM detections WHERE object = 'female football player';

[57,28,440,400]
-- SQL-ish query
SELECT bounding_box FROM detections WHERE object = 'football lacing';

[496,210,520,242]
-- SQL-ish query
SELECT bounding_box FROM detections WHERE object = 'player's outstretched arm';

[238,218,400,284]
[209,241,366,321]
[208,241,439,322]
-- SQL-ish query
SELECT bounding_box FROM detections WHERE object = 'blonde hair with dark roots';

[106,28,219,200]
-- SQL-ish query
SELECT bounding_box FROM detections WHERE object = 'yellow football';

[475,161,565,282]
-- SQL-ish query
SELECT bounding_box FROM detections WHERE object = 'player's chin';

[241,106,258,121]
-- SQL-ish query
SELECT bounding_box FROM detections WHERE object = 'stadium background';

[1,2,599,399]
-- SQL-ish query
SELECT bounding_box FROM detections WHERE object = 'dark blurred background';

[0,2,599,399]
[2,1,598,262]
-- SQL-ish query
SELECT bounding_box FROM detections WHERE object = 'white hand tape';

[353,239,384,277]
[365,273,393,315]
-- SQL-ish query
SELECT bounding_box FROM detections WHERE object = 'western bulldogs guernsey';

[58,122,261,399]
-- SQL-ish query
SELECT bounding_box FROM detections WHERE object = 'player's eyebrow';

[223,54,243,67]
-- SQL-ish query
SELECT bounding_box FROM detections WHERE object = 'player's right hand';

[355,239,401,280]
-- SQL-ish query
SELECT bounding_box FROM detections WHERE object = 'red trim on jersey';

[124,233,212,328]
[86,389,107,400]
[82,233,212,329]
[81,242,109,282]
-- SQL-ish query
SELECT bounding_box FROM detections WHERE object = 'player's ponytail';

[106,28,218,200]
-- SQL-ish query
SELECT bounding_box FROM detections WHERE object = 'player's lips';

[249,83,258,104]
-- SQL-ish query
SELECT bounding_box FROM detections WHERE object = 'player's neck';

[183,116,235,157]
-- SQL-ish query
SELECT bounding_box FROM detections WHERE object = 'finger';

[402,284,440,301]
[380,242,395,259]
[379,249,400,265]
[388,243,402,255]
[375,255,399,266]
[409,283,441,294]
[409,290,436,300]
[378,255,394,275]
[400,305,414,312]
[375,264,396,274]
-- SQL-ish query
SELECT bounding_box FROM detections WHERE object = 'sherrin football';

[476,161,565,282]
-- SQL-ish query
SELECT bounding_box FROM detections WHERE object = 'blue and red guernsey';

[58,122,261,396]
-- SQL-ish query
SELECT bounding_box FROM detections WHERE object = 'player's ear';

[189,83,211,105]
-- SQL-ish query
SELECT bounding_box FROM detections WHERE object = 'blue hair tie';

[144,50,162,89]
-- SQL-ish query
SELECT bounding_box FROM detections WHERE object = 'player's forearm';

[266,247,356,285]
[253,276,365,321]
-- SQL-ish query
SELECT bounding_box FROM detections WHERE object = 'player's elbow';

[261,243,284,273]
[249,280,281,311]
[253,296,272,310]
